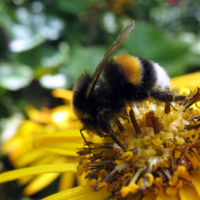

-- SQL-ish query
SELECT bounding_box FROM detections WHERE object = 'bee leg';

[98,113,127,151]
[149,92,186,103]
[173,94,186,102]
[149,91,174,102]
[170,103,177,111]
[110,130,127,151]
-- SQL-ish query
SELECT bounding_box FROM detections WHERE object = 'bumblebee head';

[72,72,94,121]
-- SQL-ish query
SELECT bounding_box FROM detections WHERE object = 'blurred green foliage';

[1,0,200,199]
[0,0,200,118]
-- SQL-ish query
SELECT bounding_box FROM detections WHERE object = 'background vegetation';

[0,0,200,199]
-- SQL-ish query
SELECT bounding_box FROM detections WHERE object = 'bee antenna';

[86,20,135,100]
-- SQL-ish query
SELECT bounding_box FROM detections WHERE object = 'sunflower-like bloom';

[1,89,86,196]
[1,72,200,200]
[75,88,200,200]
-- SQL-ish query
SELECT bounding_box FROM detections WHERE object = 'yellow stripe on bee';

[113,54,142,85]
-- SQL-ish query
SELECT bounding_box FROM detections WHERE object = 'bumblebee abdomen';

[138,57,157,90]
[151,62,170,90]
[113,54,142,85]
[103,54,157,102]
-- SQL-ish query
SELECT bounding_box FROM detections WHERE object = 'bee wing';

[86,20,135,99]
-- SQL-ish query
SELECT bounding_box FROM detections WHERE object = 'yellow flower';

[1,89,86,196]
[171,72,200,90]
[72,87,200,200]
[1,72,200,200]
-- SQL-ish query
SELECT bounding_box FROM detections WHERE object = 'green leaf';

[0,7,64,52]
[68,45,107,80]
[15,42,70,77]
[0,62,33,90]
[57,0,89,15]
[123,21,197,77]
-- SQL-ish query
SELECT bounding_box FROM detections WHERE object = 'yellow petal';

[42,185,110,200]
[77,173,87,186]
[34,129,83,142]
[18,154,64,185]
[55,120,81,130]
[0,163,76,183]
[58,172,75,191]
[12,149,46,168]
[190,174,200,197]
[42,185,90,200]
[33,130,83,156]
[51,105,76,121]
[23,173,60,196]
[38,141,82,152]
[35,147,79,157]
[26,106,51,123]
[156,191,178,200]
[1,136,21,154]
[18,156,71,188]
[179,183,200,200]
[171,72,200,89]
[2,135,29,159]
[190,169,200,177]
[52,89,73,101]
[8,145,29,162]
[3,121,50,161]
[142,192,157,200]
[18,175,34,186]
[69,189,110,200]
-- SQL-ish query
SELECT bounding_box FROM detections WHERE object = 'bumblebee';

[72,21,184,150]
